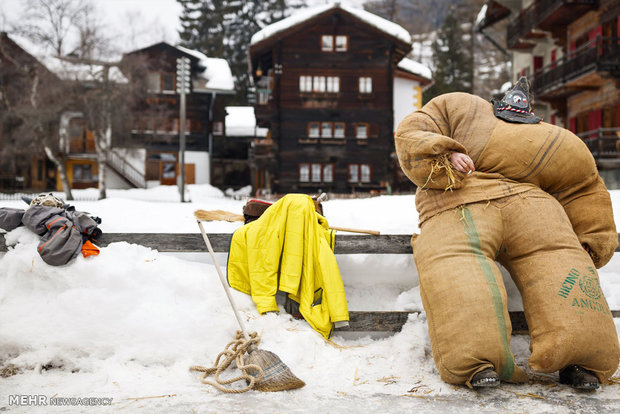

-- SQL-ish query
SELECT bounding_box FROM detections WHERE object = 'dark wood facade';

[121,42,233,187]
[249,6,412,194]
[0,32,58,192]
[481,1,620,171]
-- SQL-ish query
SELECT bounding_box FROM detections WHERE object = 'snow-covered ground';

[1,185,619,413]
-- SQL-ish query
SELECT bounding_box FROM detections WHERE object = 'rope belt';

[190,331,264,393]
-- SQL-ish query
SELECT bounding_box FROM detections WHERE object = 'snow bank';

[1,185,619,411]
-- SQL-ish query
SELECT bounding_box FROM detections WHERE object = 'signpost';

[176,57,191,202]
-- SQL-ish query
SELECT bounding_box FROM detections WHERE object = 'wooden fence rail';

[2,232,619,333]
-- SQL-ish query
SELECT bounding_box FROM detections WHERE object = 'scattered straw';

[377,375,399,385]
[503,389,546,400]
[421,154,458,191]
[124,394,177,402]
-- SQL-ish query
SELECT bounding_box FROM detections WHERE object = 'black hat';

[492,76,541,124]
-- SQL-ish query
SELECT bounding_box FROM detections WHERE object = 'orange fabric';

[81,240,100,258]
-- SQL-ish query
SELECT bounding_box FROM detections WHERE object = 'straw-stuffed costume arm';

[553,173,617,269]
[395,102,469,191]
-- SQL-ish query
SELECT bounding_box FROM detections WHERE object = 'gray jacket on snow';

[0,205,101,266]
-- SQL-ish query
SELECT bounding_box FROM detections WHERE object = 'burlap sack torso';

[395,92,617,268]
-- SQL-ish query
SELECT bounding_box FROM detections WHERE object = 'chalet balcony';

[532,36,620,98]
[507,0,598,49]
[580,128,620,169]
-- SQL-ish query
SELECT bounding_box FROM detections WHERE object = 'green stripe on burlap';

[462,206,515,381]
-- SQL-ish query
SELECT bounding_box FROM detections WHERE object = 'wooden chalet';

[248,3,431,194]
[478,0,620,185]
[120,42,235,188]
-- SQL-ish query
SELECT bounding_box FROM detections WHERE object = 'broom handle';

[197,220,250,341]
[328,226,380,236]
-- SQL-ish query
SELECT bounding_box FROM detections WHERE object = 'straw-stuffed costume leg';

[412,198,528,388]
[396,78,619,389]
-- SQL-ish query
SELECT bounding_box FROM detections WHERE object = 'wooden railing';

[2,232,619,332]
[579,128,620,159]
[507,0,598,48]
[532,36,620,95]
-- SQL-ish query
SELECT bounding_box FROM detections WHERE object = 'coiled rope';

[190,331,263,393]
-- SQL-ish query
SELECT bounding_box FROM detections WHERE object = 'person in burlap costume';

[395,77,620,390]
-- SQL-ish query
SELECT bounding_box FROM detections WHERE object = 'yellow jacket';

[227,194,349,338]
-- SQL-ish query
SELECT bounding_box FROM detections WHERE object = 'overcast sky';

[0,0,367,56]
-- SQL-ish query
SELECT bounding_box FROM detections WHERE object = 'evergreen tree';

[177,0,304,104]
[423,12,473,102]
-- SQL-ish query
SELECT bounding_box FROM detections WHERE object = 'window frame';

[299,163,310,182]
[359,76,372,93]
[333,122,345,138]
[335,35,348,52]
[355,123,369,139]
[326,76,340,93]
[308,122,320,138]
[321,122,333,138]
[321,35,334,52]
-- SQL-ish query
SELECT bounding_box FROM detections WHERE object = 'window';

[299,75,312,92]
[348,164,371,183]
[300,76,339,93]
[356,123,368,139]
[321,35,334,51]
[299,164,310,182]
[334,122,345,138]
[360,164,371,182]
[348,164,358,183]
[326,76,340,93]
[311,164,322,182]
[299,163,333,182]
[321,122,332,138]
[313,76,326,92]
[147,72,160,92]
[308,122,320,138]
[323,164,333,182]
[335,36,348,52]
[213,121,223,136]
[359,77,372,93]
[322,35,348,52]
[73,164,92,181]
[162,73,175,92]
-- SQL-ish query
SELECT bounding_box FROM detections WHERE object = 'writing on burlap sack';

[557,267,611,317]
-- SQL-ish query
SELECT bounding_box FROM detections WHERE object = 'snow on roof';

[225,106,268,137]
[397,57,432,80]
[475,4,488,27]
[41,56,128,84]
[250,2,411,47]
[176,45,235,93]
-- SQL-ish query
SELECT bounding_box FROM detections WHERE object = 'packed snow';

[225,107,269,138]
[1,185,619,413]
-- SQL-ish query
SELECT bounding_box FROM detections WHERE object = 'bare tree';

[0,34,75,199]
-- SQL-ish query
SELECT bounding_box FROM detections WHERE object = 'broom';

[194,209,380,236]
[196,218,305,392]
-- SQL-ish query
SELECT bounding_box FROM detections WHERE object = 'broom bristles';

[245,349,305,391]
[194,209,244,222]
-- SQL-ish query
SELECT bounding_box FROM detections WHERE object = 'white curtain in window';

[321,123,332,138]
[309,123,320,138]
[361,164,371,182]
[323,164,333,182]
[299,164,310,182]
[311,163,322,182]
[349,164,358,182]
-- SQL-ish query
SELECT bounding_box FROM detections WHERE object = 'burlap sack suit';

[395,90,619,387]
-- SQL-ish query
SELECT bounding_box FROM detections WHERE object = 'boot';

[559,365,599,390]
[284,296,303,320]
[471,367,500,388]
